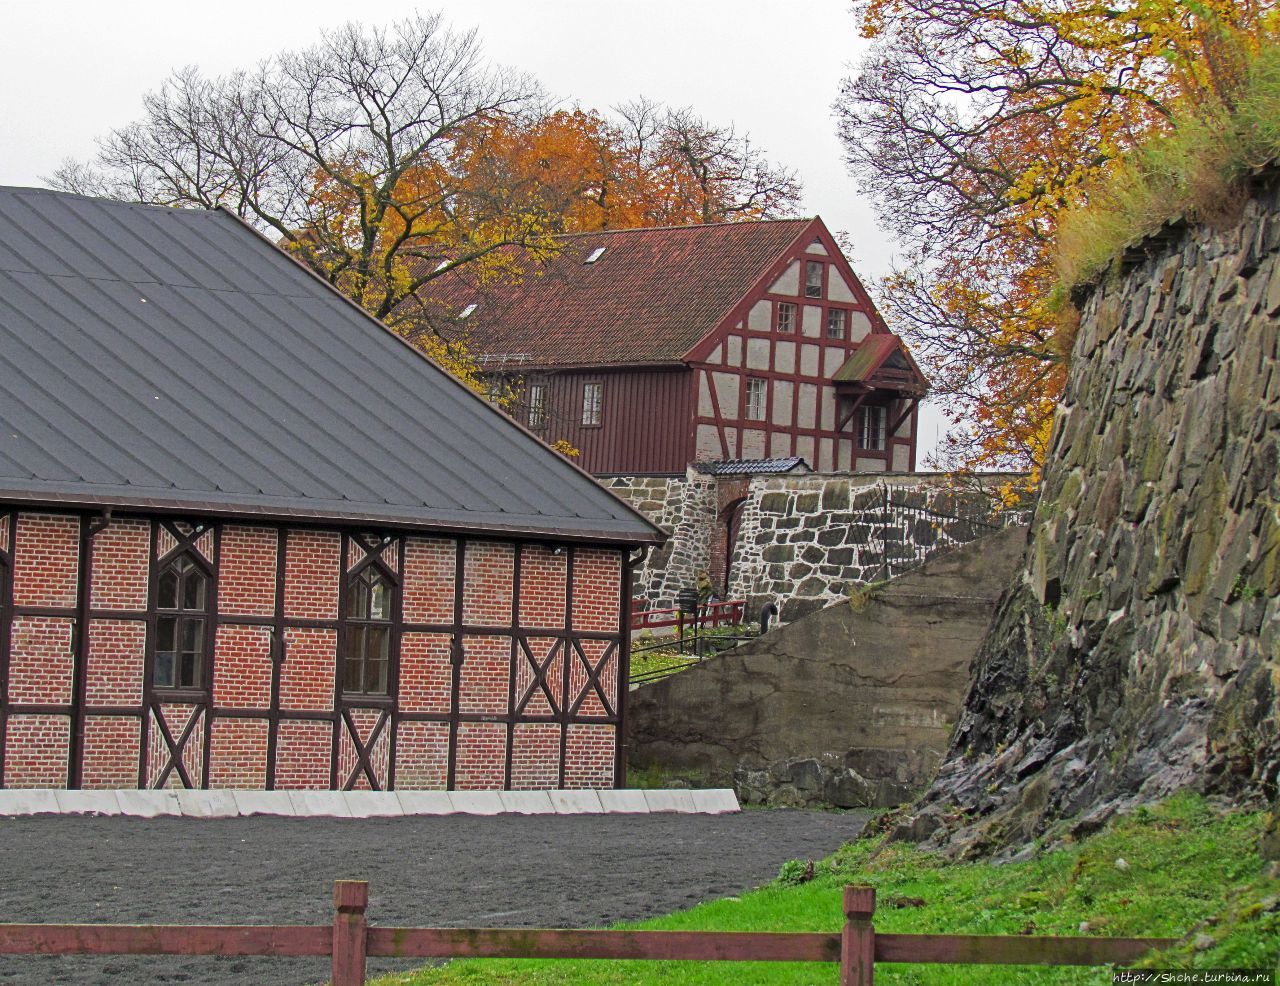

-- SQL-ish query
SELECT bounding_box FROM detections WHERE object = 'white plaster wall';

[796,383,818,429]
[795,435,815,465]
[823,347,845,377]
[856,456,887,472]
[838,440,853,472]
[820,387,836,430]
[806,241,828,256]
[706,344,722,365]
[802,305,822,338]
[800,344,820,377]
[748,300,772,331]
[828,270,856,303]
[746,337,771,371]
[892,444,910,471]
[849,311,873,342]
[727,335,743,366]
[770,261,800,295]
[696,423,723,459]
[775,340,796,374]
[741,429,766,458]
[712,372,740,419]
[770,432,792,457]
[698,372,714,417]
[895,413,913,438]
[818,437,834,471]
[724,425,738,455]
[771,380,794,427]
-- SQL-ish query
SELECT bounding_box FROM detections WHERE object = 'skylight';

[433,259,449,273]
[459,303,477,319]
[585,246,607,264]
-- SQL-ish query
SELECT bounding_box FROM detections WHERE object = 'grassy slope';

[372,795,1278,985]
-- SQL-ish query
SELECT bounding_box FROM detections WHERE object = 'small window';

[459,303,477,319]
[527,382,547,429]
[154,554,209,690]
[805,261,823,298]
[582,382,603,426]
[826,309,847,340]
[745,378,767,421]
[344,567,393,695]
[860,406,887,451]
[776,302,796,334]
[585,246,607,264]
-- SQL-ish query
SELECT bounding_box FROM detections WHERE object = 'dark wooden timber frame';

[0,507,631,791]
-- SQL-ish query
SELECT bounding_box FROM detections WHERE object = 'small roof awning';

[832,334,929,396]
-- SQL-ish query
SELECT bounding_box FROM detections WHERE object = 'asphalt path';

[0,808,864,984]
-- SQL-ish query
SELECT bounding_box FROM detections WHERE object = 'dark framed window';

[826,309,847,339]
[154,554,209,690]
[582,381,603,426]
[805,261,823,298]
[343,566,394,696]
[776,302,796,334]
[745,377,767,420]
[860,405,887,451]
[527,382,547,429]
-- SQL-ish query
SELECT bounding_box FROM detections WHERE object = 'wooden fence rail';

[0,881,1178,985]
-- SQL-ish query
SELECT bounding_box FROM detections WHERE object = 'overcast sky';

[0,0,947,459]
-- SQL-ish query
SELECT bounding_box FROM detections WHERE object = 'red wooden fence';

[631,599,745,631]
[0,882,1178,985]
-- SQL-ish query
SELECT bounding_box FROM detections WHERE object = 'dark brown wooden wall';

[526,368,692,475]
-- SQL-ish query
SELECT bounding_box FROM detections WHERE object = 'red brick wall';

[1,511,627,792]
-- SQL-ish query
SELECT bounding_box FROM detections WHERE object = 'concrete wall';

[627,526,1027,807]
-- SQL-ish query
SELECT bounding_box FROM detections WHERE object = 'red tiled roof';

[418,219,814,368]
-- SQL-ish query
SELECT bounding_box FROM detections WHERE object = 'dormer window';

[805,261,823,298]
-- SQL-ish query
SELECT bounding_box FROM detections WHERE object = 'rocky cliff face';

[903,175,1280,856]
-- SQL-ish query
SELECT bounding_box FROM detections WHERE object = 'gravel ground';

[0,809,864,985]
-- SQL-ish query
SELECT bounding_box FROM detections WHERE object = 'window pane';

[348,576,369,619]
[344,655,364,693]
[365,657,388,695]
[158,569,179,610]
[826,309,846,339]
[777,303,795,333]
[157,615,177,652]
[805,261,823,298]
[182,568,206,611]
[154,650,175,688]
[182,618,203,653]
[366,626,389,660]
[180,650,199,688]
[369,578,391,621]
[582,383,602,426]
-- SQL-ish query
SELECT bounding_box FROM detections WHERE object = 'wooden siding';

[522,368,693,475]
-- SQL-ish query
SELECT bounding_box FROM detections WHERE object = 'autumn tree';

[837,0,1274,491]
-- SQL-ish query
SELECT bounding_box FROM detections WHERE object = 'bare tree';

[50,13,544,325]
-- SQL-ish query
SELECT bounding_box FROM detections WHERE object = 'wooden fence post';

[840,885,876,986]
[332,880,369,986]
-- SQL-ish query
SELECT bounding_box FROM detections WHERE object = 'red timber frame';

[0,509,632,791]
[683,218,921,472]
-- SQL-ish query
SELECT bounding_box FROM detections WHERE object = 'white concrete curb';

[0,788,740,818]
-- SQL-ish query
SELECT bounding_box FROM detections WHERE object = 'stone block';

[758,492,790,514]
[233,791,297,816]
[449,791,505,815]
[54,790,122,815]
[0,789,60,815]
[396,791,456,815]
[550,789,604,814]
[177,790,239,818]
[691,789,741,814]
[117,790,182,817]
[499,790,556,814]
[344,792,404,818]
[598,789,650,813]
[288,791,352,817]
[643,789,696,813]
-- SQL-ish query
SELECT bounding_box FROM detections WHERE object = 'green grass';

[629,625,755,682]
[1058,36,1280,289]
[370,793,1279,985]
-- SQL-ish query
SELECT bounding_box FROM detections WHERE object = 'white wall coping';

[0,789,740,818]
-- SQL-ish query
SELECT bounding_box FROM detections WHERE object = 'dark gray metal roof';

[0,187,662,544]
[693,457,811,476]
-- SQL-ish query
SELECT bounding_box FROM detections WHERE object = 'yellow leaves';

[549,439,581,458]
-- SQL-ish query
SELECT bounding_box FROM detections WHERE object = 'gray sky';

[0,0,947,458]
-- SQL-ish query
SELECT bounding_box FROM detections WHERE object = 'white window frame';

[745,377,767,421]
[527,382,547,429]
[581,381,603,427]
[860,405,887,451]
[826,308,847,339]
[776,302,796,334]
[805,261,823,298]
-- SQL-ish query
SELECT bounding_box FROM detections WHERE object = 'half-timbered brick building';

[0,186,660,792]
[427,218,928,476]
